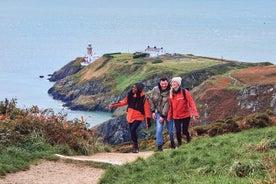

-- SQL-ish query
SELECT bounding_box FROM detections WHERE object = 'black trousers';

[174,117,190,145]
[129,120,141,145]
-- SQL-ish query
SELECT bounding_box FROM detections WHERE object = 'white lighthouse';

[85,43,93,63]
[82,43,99,66]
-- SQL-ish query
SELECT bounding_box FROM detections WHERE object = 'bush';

[0,99,104,155]
[265,109,274,116]
[133,52,149,59]
[0,98,21,119]
[245,113,271,128]
[193,126,208,135]
[224,119,240,132]
[152,59,163,64]
[133,61,147,65]
[151,59,163,64]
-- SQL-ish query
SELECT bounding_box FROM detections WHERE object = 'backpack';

[181,88,188,101]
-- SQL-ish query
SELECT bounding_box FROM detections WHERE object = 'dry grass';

[231,65,276,85]
[79,57,112,82]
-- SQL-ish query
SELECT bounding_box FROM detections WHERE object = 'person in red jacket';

[109,82,151,153]
[168,77,199,146]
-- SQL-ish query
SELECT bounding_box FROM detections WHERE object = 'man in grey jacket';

[149,77,175,151]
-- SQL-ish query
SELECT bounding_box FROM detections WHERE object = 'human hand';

[152,112,156,120]
[194,115,199,120]
[108,104,113,110]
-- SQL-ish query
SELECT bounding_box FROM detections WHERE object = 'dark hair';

[134,82,145,92]
[160,77,168,82]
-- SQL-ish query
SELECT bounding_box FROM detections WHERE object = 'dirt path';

[0,151,154,184]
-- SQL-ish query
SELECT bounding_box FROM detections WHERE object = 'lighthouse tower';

[86,43,93,63]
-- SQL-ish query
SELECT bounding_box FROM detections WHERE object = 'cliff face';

[194,65,276,124]
[48,53,275,145]
[94,115,150,145]
[48,58,84,82]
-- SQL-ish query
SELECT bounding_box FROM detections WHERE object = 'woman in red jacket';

[168,77,199,146]
[109,82,151,153]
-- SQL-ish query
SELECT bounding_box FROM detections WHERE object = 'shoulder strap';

[181,88,186,101]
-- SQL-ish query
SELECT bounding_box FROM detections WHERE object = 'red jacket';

[112,91,151,124]
[168,88,199,120]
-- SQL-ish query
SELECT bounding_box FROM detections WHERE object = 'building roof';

[145,46,163,52]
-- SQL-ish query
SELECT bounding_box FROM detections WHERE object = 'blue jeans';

[155,113,174,146]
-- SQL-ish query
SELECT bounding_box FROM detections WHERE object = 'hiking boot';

[132,147,139,153]
[186,136,191,143]
[155,145,163,152]
[132,143,139,153]
[170,141,176,149]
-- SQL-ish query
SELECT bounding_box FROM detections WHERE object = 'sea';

[0,0,275,127]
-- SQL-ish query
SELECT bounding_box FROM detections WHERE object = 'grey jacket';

[149,84,170,118]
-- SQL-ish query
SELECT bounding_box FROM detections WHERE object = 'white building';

[82,43,99,66]
[84,43,93,63]
[144,46,165,57]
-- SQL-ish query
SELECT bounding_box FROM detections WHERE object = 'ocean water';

[0,0,275,126]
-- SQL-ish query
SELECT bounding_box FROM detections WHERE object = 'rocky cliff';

[48,53,275,145]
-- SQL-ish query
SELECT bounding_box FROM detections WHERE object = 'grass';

[0,135,61,176]
[77,53,225,94]
[1,99,275,182]
[99,127,276,184]
[112,55,222,92]
[0,99,112,176]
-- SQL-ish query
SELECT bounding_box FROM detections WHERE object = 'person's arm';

[109,96,128,109]
[144,98,152,129]
[167,98,173,121]
[186,91,199,119]
[149,88,157,119]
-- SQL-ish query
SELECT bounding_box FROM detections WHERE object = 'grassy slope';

[73,53,225,94]
[100,126,276,184]
[57,53,272,110]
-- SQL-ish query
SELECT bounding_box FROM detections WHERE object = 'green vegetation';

[102,53,264,95]
[95,56,112,71]
[1,98,275,183]
[152,59,163,64]
[100,127,275,184]
[80,53,229,94]
[0,98,111,176]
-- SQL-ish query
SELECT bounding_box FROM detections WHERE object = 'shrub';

[224,119,241,132]
[133,52,149,59]
[265,109,274,116]
[133,61,147,65]
[0,98,21,119]
[152,59,163,64]
[0,99,104,155]
[245,113,271,128]
[193,126,208,135]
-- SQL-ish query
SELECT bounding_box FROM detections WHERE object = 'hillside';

[48,53,271,113]
[194,65,276,123]
[47,53,275,145]
[99,127,276,184]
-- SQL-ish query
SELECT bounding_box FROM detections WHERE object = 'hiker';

[149,77,175,151]
[109,82,151,153]
[168,77,199,146]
